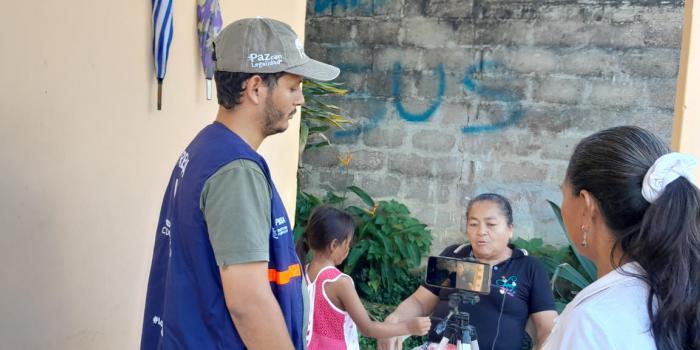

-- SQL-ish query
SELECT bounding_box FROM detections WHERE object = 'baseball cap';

[213,17,340,81]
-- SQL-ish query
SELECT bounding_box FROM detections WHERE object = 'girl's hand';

[407,317,431,336]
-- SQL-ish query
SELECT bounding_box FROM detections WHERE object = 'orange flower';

[337,153,353,167]
[364,203,379,216]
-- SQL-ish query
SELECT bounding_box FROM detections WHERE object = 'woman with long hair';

[543,126,700,350]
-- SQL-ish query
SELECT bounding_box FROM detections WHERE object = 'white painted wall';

[674,0,700,177]
[0,1,306,348]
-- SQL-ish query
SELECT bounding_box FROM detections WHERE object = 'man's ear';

[243,75,265,105]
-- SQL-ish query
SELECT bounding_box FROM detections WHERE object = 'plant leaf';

[348,185,375,207]
[553,263,593,289]
[547,200,597,280]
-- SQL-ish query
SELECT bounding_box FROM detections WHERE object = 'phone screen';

[425,256,491,294]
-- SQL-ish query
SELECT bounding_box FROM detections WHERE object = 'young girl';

[297,206,431,350]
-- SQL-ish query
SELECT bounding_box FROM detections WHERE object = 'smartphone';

[425,256,491,294]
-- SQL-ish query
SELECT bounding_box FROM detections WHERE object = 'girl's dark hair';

[214,71,284,110]
[466,193,514,226]
[566,125,700,350]
[295,206,356,265]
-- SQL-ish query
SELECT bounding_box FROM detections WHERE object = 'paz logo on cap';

[247,53,283,69]
[294,38,306,58]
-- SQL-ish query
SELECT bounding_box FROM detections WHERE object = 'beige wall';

[0,1,306,349]
[674,0,700,179]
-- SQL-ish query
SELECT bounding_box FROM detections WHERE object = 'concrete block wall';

[301,0,684,249]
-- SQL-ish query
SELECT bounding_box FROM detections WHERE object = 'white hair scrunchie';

[641,152,698,203]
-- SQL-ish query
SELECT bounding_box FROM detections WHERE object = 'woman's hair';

[214,71,284,110]
[566,125,700,350]
[466,193,514,226]
[295,206,356,265]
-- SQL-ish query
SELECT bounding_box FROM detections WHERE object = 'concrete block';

[405,178,437,202]
[302,146,341,168]
[362,125,407,148]
[540,134,580,161]
[588,77,647,108]
[620,48,680,78]
[349,149,387,170]
[434,156,464,180]
[308,0,333,17]
[426,0,474,18]
[539,4,606,22]
[404,0,432,17]
[388,153,435,177]
[356,19,402,46]
[498,161,550,183]
[474,20,532,46]
[373,0,405,17]
[372,47,424,71]
[364,70,395,97]
[317,168,356,192]
[434,208,463,230]
[460,130,536,159]
[420,48,480,73]
[485,47,559,75]
[305,42,328,61]
[647,77,679,108]
[357,173,402,197]
[530,21,591,47]
[476,2,539,20]
[306,18,356,44]
[435,100,477,127]
[558,48,620,77]
[412,129,457,152]
[402,18,462,48]
[643,18,683,48]
[332,0,374,17]
[590,23,647,49]
[326,46,374,70]
[532,77,586,105]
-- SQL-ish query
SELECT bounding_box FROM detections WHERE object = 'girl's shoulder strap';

[317,266,355,287]
[316,265,342,282]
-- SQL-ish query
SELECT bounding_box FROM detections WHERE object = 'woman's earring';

[580,225,589,248]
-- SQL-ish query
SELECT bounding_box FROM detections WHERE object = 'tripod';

[433,291,481,350]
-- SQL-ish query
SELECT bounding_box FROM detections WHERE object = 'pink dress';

[306,266,360,350]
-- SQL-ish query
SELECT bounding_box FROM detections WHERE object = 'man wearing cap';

[141,17,340,349]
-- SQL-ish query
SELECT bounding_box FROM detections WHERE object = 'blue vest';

[141,122,304,349]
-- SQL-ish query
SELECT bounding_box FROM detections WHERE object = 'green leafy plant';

[299,80,352,163]
[342,186,432,305]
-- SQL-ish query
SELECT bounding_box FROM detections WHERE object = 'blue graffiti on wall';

[393,63,446,122]
[314,0,383,13]
[461,61,524,134]
[334,60,524,137]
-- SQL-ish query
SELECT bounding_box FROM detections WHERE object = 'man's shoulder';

[211,158,265,178]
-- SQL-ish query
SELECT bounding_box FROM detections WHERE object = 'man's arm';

[220,262,295,350]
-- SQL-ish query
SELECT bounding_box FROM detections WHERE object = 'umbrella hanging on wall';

[197,0,223,100]
[152,0,174,110]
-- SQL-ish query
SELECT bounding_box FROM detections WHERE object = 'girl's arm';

[326,276,431,339]
[384,286,440,323]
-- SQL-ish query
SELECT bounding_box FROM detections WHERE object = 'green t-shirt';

[200,159,272,265]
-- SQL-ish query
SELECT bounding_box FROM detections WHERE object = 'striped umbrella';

[152,0,173,110]
[197,0,222,100]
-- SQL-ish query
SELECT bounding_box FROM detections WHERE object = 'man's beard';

[262,98,291,137]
